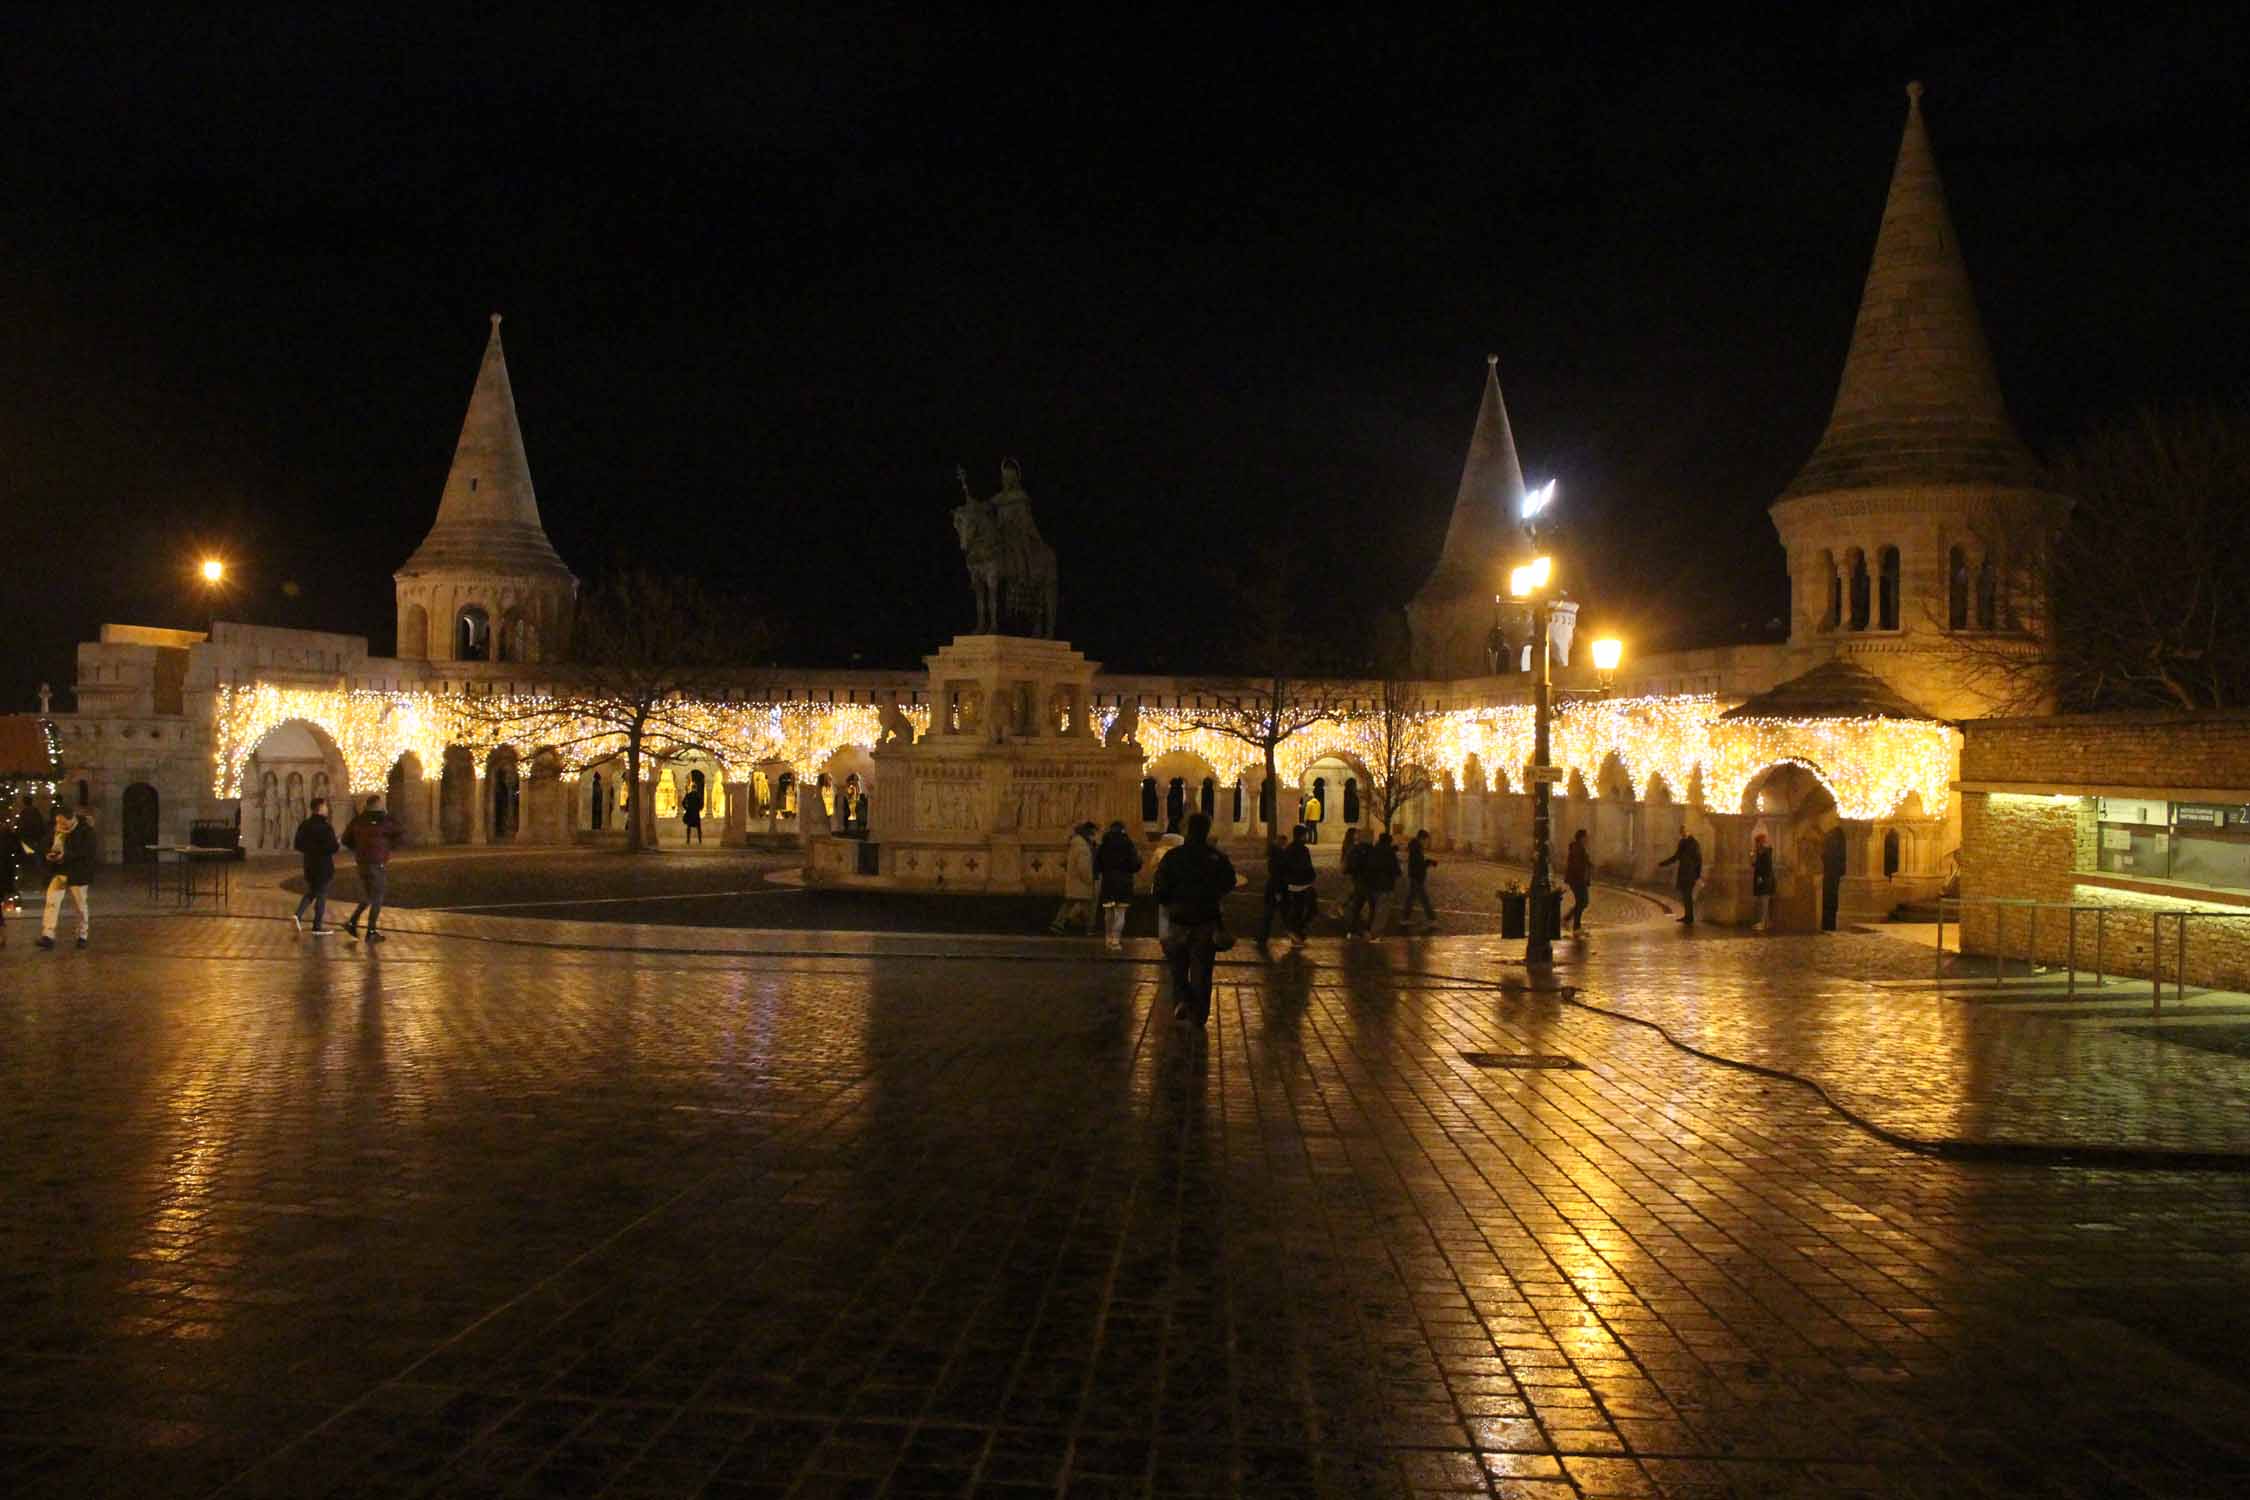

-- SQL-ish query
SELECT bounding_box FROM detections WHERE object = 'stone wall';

[1957,712,2250,991]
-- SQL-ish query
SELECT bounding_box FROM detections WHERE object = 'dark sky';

[5,6,2246,708]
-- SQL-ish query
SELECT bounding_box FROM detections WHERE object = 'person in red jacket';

[341,795,405,943]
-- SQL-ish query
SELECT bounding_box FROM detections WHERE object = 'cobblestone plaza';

[7,883,2250,1498]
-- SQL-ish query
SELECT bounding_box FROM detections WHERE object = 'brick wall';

[1957,711,2250,991]
[1963,710,2250,790]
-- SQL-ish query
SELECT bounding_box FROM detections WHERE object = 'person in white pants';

[38,808,94,949]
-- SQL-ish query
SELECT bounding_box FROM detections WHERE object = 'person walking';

[341,795,405,943]
[1094,819,1142,950]
[291,796,341,935]
[1051,820,1097,936]
[1657,829,1703,926]
[1280,824,1316,944]
[1403,829,1439,932]
[1337,826,1366,932]
[37,807,95,950]
[1365,830,1401,935]
[1256,828,1289,948]
[679,775,705,845]
[1751,832,1776,932]
[1563,829,1592,936]
[1153,812,1238,1027]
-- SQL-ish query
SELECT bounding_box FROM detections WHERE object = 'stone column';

[467,774,488,845]
[722,781,749,847]
[1698,813,1755,925]
[1836,820,1889,922]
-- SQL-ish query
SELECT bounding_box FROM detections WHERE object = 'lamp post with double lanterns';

[1495,482,1622,968]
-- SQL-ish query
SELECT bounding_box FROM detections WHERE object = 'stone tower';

[1407,355,1527,679]
[394,316,579,663]
[1769,84,2069,719]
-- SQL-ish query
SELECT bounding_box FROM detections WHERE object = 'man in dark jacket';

[1256,830,1289,947]
[1657,831,1703,925]
[1403,829,1438,931]
[292,797,342,936]
[1153,812,1237,1025]
[1363,831,1402,936]
[1279,825,1317,944]
[1751,832,1776,933]
[1562,829,1592,935]
[1094,820,1142,950]
[341,795,405,943]
[37,807,96,949]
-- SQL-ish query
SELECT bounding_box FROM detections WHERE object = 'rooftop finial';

[489,312,503,329]
[1906,80,1923,107]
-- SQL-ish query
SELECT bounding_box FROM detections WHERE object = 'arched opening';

[439,746,477,843]
[1846,549,1870,631]
[1877,546,1900,630]
[488,747,521,842]
[1231,780,1244,824]
[589,771,606,830]
[121,782,159,863]
[454,605,491,662]
[1139,777,1159,824]
[1948,546,1970,630]
[399,603,429,660]
[1307,775,1330,843]
[1883,827,1901,879]
[1976,554,1998,630]
[1818,549,1841,632]
[1198,776,1215,820]
[1745,762,1843,932]
[1164,776,1185,833]
[242,719,350,853]
[1342,776,1361,825]
[495,608,536,664]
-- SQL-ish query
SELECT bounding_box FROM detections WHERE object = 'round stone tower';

[1769,84,2070,720]
[393,316,578,664]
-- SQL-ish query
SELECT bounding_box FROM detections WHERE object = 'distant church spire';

[1781,83,2038,498]
[398,315,574,578]
[1405,357,1530,678]
[1425,355,1526,594]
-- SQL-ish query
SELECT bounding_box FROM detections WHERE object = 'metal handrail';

[1934,896,2113,995]
[2151,907,2250,1011]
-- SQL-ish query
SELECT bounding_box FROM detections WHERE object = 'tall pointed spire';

[398,315,574,578]
[1781,83,2037,498]
[1423,354,1526,594]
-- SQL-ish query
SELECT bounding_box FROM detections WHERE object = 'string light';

[210,683,1950,820]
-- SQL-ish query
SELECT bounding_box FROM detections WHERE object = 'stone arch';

[487,745,522,842]
[388,751,429,843]
[1744,760,1844,933]
[399,603,430,660]
[454,604,492,662]
[439,745,478,843]
[1877,545,1901,630]
[495,607,535,664]
[241,718,351,853]
[1591,753,1638,872]
[1846,548,1871,631]
[523,748,567,844]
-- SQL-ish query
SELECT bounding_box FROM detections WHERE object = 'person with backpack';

[36,806,95,950]
[1657,830,1704,926]
[1094,819,1142,950]
[1403,829,1439,931]
[1563,829,1592,936]
[341,795,406,943]
[291,796,341,936]
[1279,824,1317,944]
[1153,812,1237,1026]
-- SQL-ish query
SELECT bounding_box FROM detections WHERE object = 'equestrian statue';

[952,458,1059,638]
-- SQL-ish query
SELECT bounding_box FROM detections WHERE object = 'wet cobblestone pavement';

[5,907,2250,1497]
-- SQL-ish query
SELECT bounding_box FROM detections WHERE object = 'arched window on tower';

[1200,777,1216,819]
[1976,554,1999,630]
[1877,546,1900,630]
[1342,777,1361,824]
[496,608,533,663]
[455,605,491,662]
[1948,547,1970,629]
[1140,777,1159,824]
[1818,549,1841,632]
[1846,550,1871,631]
[1883,828,1901,879]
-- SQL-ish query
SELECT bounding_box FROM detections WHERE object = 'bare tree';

[458,567,765,852]
[1182,562,1343,828]
[1366,676,1437,833]
[1931,403,2250,713]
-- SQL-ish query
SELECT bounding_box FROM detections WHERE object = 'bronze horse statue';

[952,461,1058,638]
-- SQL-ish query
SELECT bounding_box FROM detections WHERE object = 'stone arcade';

[30,88,2065,926]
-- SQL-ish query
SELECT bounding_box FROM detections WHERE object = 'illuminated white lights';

[1520,479,1556,521]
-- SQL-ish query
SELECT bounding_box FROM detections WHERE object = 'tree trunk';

[625,719,646,853]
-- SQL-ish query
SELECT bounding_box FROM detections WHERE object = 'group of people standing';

[289,794,404,942]
[2,797,97,949]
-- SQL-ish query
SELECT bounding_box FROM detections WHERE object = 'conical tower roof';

[397,316,575,580]
[1780,84,2038,500]
[1416,355,1527,599]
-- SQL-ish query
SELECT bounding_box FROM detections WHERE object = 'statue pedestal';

[805,634,1141,892]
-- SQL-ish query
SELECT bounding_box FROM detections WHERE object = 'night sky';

[4,7,2246,709]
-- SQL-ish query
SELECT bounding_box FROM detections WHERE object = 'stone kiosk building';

[38,88,2105,932]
